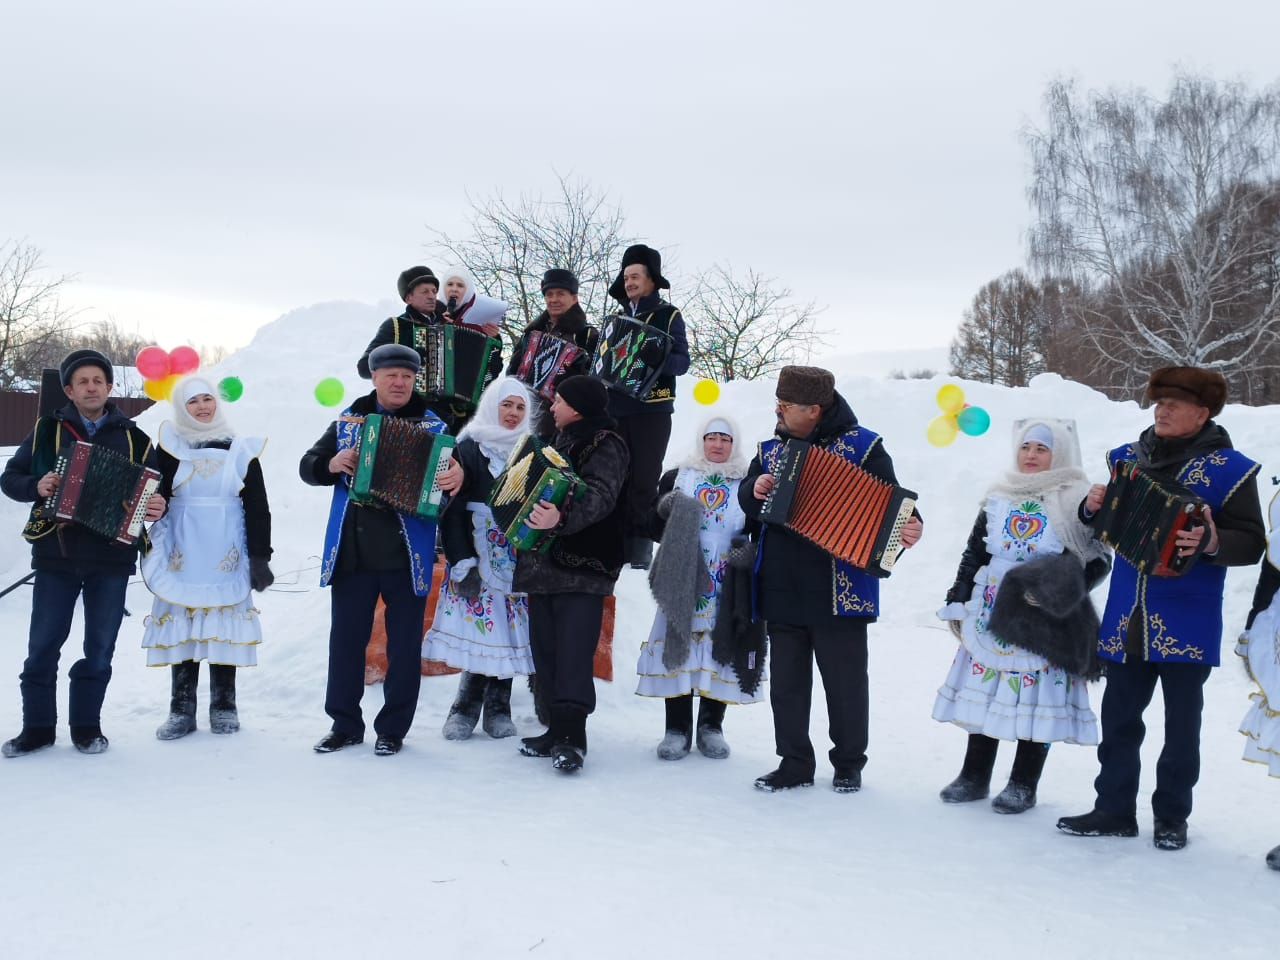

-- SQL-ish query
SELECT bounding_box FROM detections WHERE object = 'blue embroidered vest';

[319,406,445,597]
[1098,442,1259,666]
[757,427,883,619]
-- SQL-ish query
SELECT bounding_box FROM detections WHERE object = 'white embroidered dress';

[141,425,264,667]
[931,494,1098,744]
[636,467,763,705]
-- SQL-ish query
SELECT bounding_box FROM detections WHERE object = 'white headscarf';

[169,375,234,444]
[678,412,750,479]
[458,377,534,475]
[440,265,477,315]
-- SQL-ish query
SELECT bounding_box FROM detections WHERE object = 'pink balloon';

[169,346,201,375]
[135,346,170,381]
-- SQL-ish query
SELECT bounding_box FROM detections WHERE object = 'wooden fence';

[0,391,155,446]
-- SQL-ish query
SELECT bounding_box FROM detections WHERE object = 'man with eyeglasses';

[739,365,922,793]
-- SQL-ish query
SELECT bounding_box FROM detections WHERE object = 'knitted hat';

[1145,366,1227,417]
[608,244,670,303]
[541,268,580,295]
[397,266,438,301]
[60,349,114,387]
[555,375,608,419]
[775,366,835,408]
[368,343,422,373]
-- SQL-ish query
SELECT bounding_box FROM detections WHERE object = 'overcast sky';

[4,0,1279,356]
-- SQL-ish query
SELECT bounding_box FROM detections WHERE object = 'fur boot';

[442,672,485,741]
[156,661,200,741]
[209,664,239,735]
[481,677,516,739]
[991,740,1049,814]
[940,733,999,802]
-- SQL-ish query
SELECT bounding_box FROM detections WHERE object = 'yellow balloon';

[936,383,966,415]
[143,374,179,401]
[692,379,721,405]
[927,414,960,447]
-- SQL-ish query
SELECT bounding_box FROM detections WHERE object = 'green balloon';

[218,376,244,402]
[314,377,345,407]
[957,406,991,437]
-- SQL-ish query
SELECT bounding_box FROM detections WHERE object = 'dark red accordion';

[1094,460,1207,577]
[35,441,160,545]
[512,330,585,402]
[760,439,917,578]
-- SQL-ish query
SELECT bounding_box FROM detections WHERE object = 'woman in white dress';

[933,419,1109,812]
[1237,496,1280,871]
[423,377,534,740]
[637,414,763,761]
[142,375,273,739]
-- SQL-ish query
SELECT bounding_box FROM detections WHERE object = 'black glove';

[250,557,275,592]
[456,568,483,601]
[639,337,668,368]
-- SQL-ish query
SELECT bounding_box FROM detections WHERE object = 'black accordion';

[760,439,917,578]
[347,414,457,520]
[1094,460,1207,577]
[34,441,161,546]
[512,330,586,402]
[411,323,501,411]
[487,436,585,552]
[590,314,672,400]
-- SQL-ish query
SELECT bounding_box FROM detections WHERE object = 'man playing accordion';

[2,349,167,757]
[1058,366,1265,850]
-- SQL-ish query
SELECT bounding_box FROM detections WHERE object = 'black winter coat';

[512,414,629,596]
[438,437,498,567]
[2,402,158,575]
[156,440,272,561]
[738,392,913,625]
[604,293,690,417]
[298,391,437,575]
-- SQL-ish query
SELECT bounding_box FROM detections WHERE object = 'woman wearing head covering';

[423,377,535,740]
[637,412,764,761]
[141,374,273,739]
[932,419,1110,813]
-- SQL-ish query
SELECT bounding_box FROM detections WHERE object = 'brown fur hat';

[1145,366,1227,417]
[776,366,835,408]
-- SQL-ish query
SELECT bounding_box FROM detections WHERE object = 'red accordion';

[760,439,917,578]
[36,441,161,545]
[512,330,585,402]
[1094,460,1207,577]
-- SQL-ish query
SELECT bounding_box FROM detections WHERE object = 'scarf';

[458,377,533,476]
[677,412,750,479]
[169,374,235,444]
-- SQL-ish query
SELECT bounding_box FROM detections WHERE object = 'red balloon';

[169,346,200,375]
[135,346,170,381]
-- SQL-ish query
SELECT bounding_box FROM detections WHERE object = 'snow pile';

[1,302,1276,959]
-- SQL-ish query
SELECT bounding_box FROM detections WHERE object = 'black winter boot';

[695,697,729,759]
[70,724,109,754]
[551,706,588,773]
[939,734,999,803]
[209,664,240,735]
[156,661,200,741]
[658,695,693,760]
[991,740,1049,814]
[1267,845,1280,871]
[2,726,56,758]
[1056,809,1139,837]
[482,677,516,739]
[442,672,485,741]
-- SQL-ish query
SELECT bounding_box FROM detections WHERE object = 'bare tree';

[427,173,634,344]
[684,264,828,381]
[0,240,78,389]
[949,270,1045,387]
[1026,72,1280,389]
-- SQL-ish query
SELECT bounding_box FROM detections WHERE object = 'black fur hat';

[541,268,579,295]
[397,266,438,302]
[60,349,114,387]
[1145,366,1228,417]
[608,244,670,303]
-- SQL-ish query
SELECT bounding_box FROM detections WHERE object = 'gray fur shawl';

[648,491,712,669]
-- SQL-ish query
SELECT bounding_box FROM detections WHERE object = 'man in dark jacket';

[514,375,629,773]
[1,350,167,757]
[1058,366,1264,850]
[739,366,922,793]
[603,244,690,570]
[300,344,462,757]
[506,268,599,439]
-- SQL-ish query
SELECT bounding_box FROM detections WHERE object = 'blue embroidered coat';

[1098,441,1259,666]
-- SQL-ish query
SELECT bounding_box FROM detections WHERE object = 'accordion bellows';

[412,324,501,411]
[348,414,457,520]
[36,441,160,545]
[488,436,585,552]
[760,439,917,578]
[1094,460,1207,577]
[513,330,584,402]
[590,315,672,400]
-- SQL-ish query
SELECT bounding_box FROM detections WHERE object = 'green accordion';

[348,413,457,520]
[411,323,501,412]
[488,436,586,552]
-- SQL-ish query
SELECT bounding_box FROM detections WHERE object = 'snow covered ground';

[1,304,1276,959]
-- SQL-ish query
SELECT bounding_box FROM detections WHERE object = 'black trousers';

[528,593,603,715]
[326,570,427,739]
[1093,658,1213,822]
[768,619,869,776]
[614,411,672,538]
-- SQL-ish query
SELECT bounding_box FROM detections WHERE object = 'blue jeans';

[20,570,130,728]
